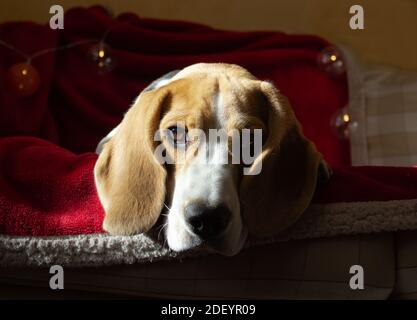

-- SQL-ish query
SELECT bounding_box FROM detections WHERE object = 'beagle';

[94,63,329,256]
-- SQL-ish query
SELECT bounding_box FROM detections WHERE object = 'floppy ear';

[240,81,325,237]
[94,89,169,235]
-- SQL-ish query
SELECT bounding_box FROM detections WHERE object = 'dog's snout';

[185,203,231,239]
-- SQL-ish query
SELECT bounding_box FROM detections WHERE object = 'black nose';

[184,203,231,240]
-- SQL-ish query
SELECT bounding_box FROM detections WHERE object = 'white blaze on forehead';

[206,91,229,165]
[213,92,226,129]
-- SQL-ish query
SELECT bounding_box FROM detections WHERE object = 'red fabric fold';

[0,137,103,236]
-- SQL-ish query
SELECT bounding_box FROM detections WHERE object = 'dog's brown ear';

[94,90,168,235]
[240,81,323,237]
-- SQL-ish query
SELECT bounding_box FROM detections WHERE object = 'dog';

[94,63,329,256]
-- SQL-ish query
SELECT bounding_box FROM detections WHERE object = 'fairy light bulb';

[330,106,358,140]
[88,42,115,74]
[318,46,346,77]
[6,62,40,97]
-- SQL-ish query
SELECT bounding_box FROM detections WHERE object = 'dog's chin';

[166,224,248,256]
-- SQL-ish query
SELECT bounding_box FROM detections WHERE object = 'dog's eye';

[167,126,188,146]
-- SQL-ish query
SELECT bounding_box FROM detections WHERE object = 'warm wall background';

[1,0,416,70]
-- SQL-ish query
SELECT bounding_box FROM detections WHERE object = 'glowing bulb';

[6,63,40,97]
[88,43,115,74]
[330,107,357,140]
[317,46,346,77]
[343,114,350,122]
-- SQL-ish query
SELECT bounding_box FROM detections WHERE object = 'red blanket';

[1,6,416,237]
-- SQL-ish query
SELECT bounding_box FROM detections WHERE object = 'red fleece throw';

[0,6,416,237]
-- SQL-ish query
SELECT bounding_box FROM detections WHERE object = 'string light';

[330,106,357,140]
[6,63,40,97]
[0,22,124,97]
[317,46,346,77]
[88,42,115,74]
[317,46,353,140]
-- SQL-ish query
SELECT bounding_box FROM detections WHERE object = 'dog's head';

[94,63,327,255]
